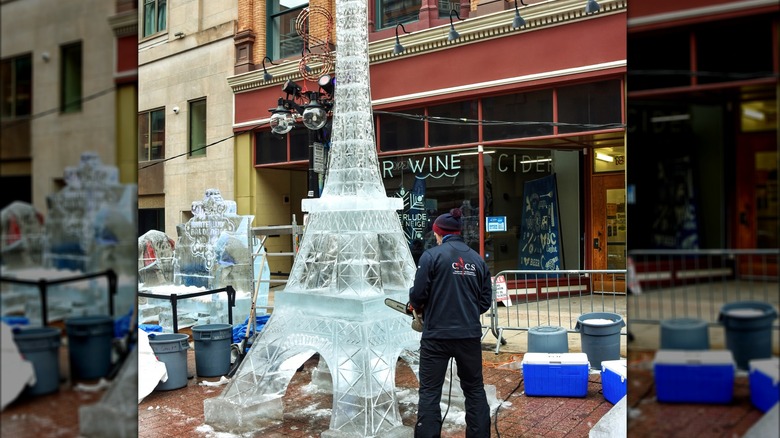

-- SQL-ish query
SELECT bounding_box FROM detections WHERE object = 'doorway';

[735,129,778,277]
[591,173,626,271]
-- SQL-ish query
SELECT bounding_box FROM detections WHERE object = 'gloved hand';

[411,308,424,333]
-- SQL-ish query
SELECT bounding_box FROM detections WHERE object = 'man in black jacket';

[409,207,492,438]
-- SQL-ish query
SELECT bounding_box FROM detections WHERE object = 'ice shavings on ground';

[196,424,251,437]
[74,378,111,392]
[199,376,230,386]
[298,402,331,418]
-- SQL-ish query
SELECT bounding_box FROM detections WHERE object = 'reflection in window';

[483,90,553,141]
[428,100,478,146]
[376,0,421,30]
[60,42,82,113]
[189,98,207,157]
[268,0,308,60]
[557,80,621,134]
[437,0,460,18]
[138,109,165,162]
[143,0,167,38]
[378,108,425,151]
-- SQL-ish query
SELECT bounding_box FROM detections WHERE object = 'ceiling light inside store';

[520,158,552,164]
[650,114,690,123]
[743,108,766,121]
[595,152,614,162]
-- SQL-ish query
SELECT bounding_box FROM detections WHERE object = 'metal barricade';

[627,249,779,328]
[484,269,627,354]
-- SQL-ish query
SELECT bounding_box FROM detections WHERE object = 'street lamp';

[302,94,328,130]
[269,98,295,135]
[268,75,335,197]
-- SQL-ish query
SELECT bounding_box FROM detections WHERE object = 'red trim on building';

[235,14,626,128]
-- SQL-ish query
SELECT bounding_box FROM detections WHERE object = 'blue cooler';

[601,359,627,404]
[748,357,779,413]
[654,350,735,404]
[522,352,589,397]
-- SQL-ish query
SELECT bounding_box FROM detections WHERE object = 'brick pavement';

[137,345,616,438]
[1,339,619,437]
[0,343,107,437]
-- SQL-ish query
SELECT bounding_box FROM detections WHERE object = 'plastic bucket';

[65,315,114,380]
[149,333,190,390]
[718,301,778,370]
[575,312,625,370]
[192,324,232,377]
[13,327,61,395]
[660,318,709,350]
[527,325,569,353]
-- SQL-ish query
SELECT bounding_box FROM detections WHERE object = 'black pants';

[415,337,490,438]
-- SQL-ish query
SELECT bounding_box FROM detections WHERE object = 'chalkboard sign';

[651,155,700,249]
[517,174,563,270]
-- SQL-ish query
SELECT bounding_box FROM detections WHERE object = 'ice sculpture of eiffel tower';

[203,0,420,436]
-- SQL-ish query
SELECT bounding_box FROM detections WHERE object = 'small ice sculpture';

[2,153,137,323]
[0,201,45,269]
[173,188,253,290]
[138,230,176,287]
[44,152,136,277]
[140,189,264,331]
[203,0,426,436]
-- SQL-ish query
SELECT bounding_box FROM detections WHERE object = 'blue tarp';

[232,314,270,344]
[139,324,163,333]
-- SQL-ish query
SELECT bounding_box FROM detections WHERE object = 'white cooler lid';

[749,357,779,383]
[654,349,735,365]
[601,359,627,379]
[522,352,589,365]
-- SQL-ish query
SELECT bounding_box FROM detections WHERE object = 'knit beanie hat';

[432,208,462,236]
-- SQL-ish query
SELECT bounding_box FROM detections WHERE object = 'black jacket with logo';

[408,235,493,339]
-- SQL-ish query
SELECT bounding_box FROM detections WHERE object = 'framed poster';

[517,174,563,270]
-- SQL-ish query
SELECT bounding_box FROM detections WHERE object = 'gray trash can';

[13,327,61,395]
[149,333,190,390]
[575,312,625,370]
[527,325,569,353]
[65,315,114,380]
[719,301,778,370]
[192,324,232,377]
[660,318,709,350]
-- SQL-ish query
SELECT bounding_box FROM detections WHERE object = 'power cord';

[493,377,524,438]
[441,358,454,423]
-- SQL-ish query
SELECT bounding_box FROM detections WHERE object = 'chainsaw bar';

[384,298,412,315]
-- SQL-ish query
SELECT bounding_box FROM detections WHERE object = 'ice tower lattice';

[203,0,421,436]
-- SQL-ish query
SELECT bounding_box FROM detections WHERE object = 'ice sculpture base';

[79,353,138,438]
[203,292,422,437]
[203,395,283,433]
[321,425,413,438]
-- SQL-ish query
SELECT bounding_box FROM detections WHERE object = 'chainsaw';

[384,298,424,332]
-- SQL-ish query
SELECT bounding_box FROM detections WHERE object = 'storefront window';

[376,0,421,30]
[557,80,622,134]
[482,90,553,141]
[380,148,554,272]
[255,131,288,164]
[428,100,478,146]
[289,127,309,161]
[377,108,425,151]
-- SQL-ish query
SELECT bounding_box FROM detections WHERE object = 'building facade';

[137,0,238,238]
[228,0,627,277]
[1,0,138,213]
[626,0,778,260]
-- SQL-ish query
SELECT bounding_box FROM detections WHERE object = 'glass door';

[605,188,627,269]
